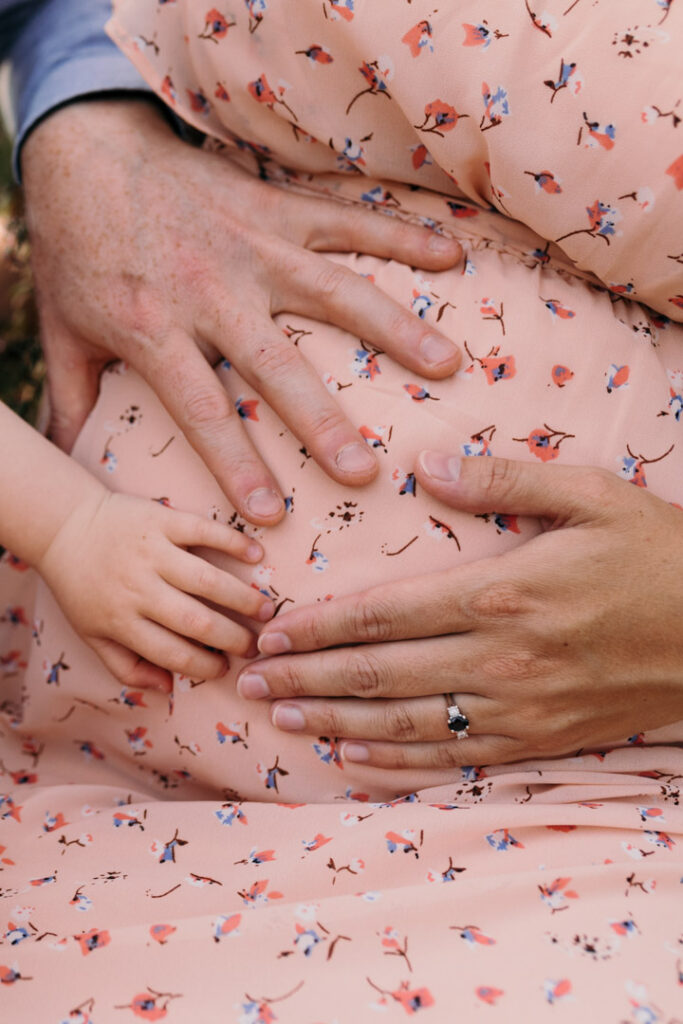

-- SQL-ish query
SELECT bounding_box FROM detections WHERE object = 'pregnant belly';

[13,197,683,803]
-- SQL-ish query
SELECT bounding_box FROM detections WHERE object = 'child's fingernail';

[246,488,283,519]
[419,450,461,481]
[342,742,370,763]
[257,600,275,622]
[428,233,457,253]
[246,542,263,561]
[272,704,306,731]
[237,673,270,699]
[258,632,291,656]
[420,334,457,366]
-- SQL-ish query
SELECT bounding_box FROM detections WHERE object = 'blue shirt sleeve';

[4,0,151,181]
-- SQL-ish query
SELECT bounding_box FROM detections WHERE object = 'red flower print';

[551,364,574,387]
[114,988,182,1020]
[248,74,277,106]
[524,169,562,194]
[346,58,393,114]
[477,987,504,1006]
[295,44,334,64]
[402,20,433,57]
[666,154,683,189]
[247,74,297,120]
[150,923,176,945]
[462,22,508,47]
[415,99,468,137]
[464,342,516,383]
[74,928,111,955]
[160,74,177,105]
[368,977,435,1014]
[198,9,235,42]
[411,143,429,169]
[513,424,575,461]
[214,82,230,101]
[328,0,354,22]
[186,88,210,115]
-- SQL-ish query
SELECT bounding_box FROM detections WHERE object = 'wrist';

[22,97,171,197]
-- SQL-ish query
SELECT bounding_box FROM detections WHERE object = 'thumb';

[415,450,617,526]
[42,330,103,453]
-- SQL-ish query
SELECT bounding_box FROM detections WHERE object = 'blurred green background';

[0,115,43,425]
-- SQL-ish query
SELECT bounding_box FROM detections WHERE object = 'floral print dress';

[1,1,682,1020]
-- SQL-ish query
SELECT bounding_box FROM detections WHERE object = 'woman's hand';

[22,98,462,525]
[243,454,683,768]
[38,490,273,693]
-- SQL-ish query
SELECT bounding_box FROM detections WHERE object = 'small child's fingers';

[149,585,258,658]
[166,512,263,563]
[126,618,230,679]
[89,636,173,693]
[162,549,274,622]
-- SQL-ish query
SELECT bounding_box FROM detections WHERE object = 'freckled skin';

[21,98,462,523]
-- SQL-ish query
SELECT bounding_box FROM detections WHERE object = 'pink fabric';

[1,1,682,1018]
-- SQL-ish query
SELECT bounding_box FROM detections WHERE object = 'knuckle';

[483,650,543,682]
[573,467,616,508]
[194,564,216,595]
[468,582,527,620]
[320,704,346,739]
[475,456,519,501]
[249,340,300,385]
[176,648,206,677]
[278,661,308,700]
[384,702,419,742]
[342,649,386,698]
[431,742,461,770]
[349,597,397,643]
[305,403,348,441]
[181,384,234,432]
[181,608,213,641]
[314,261,351,306]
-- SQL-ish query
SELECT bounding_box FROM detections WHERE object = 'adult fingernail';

[428,233,457,253]
[342,742,370,763]
[419,450,461,481]
[272,704,306,731]
[257,600,275,623]
[237,673,270,699]
[246,488,283,519]
[335,442,376,474]
[258,631,291,655]
[420,334,457,366]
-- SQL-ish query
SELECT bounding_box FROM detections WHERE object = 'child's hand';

[37,489,273,692]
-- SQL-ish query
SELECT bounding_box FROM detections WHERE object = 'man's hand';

[22,98,462,524]
[245,454,683,769]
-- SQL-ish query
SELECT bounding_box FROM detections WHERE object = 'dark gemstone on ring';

[448,713,469,733]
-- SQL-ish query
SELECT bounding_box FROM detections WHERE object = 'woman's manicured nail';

[246,488,283,519]
[257,600,275,623]
[272,704,306,731]
[419,450,461,482]
[335,442,376,474]
[258,632,291,656]
[342,742,370,763]
[420,334,457,366]
[237,673,270,699]
[428,233,457,253]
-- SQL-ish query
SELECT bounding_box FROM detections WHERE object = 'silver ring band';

[444,693,470,739]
